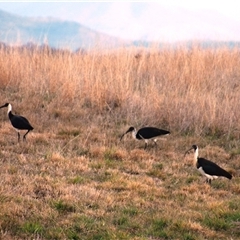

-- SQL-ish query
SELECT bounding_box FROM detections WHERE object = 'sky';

[0,1,240,42]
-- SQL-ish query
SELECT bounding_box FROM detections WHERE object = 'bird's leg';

[206,178,212,184]
[144,141,148,149]
[23,130,30,141]
[17,132,20,142]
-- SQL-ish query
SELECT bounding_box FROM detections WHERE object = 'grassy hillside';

[0,44,240,239]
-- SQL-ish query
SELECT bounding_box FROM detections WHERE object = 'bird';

[184,144,232,184]
[120,126,170,149]
[0,103,34,142]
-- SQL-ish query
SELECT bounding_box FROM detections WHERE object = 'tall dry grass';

[0,44,240,239]
[0,44,239,138]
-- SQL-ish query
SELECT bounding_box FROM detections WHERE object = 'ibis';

[0,103,34,142]
[120,126,170,149]
[185,145,232,184]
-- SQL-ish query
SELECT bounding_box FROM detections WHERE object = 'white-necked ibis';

[120,126,170,149]
[0,103,34,142]
[185,145,232,184]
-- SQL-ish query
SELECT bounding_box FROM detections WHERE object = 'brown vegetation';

[0,44,240,239]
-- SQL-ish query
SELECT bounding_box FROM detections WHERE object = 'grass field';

[0,44,240,239]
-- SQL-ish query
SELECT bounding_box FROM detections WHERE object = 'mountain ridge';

[1,8,240,52]
[0,9,130,51]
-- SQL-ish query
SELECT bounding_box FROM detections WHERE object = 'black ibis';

[0,103,34,142]
[185,145,232,184]
[120,126,170,149]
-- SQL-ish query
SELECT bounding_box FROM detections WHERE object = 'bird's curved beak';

[120,134,125,141]
[184,146,194,157]
[120,128,131,141]
[0,104,6,109]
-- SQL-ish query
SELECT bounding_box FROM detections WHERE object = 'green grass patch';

[228,200,240,211]
[185,176,198,184]
[94,170,114,183]
[0,214,21,235]
[148,218,170,239]
[66,215,112,240]
[170,220,197,239]
[68,176,87,184]
[202,202,240,236]
[147,164,166,179]
[211,180,229,189]
[122,206,139,216]
[51,200,76,213]
[229,147,240,158]
[203,214,230,231]
[113,216,129,227]
[20,221,43,234]
[44,227,64,240]
[103,149,123,169]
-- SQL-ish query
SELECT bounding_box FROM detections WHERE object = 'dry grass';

[0,44,240,239]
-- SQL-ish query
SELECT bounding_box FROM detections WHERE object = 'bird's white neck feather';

[193,147,198,164]
[132,128,137,139]
[7,104,12,114]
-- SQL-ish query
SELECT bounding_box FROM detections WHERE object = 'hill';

[0,9,130,51]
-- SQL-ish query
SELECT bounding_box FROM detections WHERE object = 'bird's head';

[184,144,198,157]
[120,126,135,141]
[192,145,198,151]
[0,103,12,114]
[0,103,10,109]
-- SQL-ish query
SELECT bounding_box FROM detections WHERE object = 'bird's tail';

[158,129,170,135]
[221,169,232,180]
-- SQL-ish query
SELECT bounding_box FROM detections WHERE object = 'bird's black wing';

[154,128,170,135]
[137,127,169,139]
[198,158,232,179]
[11,115,33,130]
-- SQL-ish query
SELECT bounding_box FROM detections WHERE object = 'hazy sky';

[0,1,240,42]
